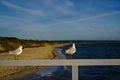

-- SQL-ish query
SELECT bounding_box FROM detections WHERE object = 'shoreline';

[0,43,68,80]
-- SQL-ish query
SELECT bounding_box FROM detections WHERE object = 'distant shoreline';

[1,36,120,53]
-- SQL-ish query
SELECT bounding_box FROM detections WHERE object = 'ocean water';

[36,43,120,80]
[73,43,120,59]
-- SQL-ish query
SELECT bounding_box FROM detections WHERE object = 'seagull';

[65,43,76,59]
[8,46,23,60]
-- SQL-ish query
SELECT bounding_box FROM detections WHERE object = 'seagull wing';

[65,45,76,54]
[9,47,22,54]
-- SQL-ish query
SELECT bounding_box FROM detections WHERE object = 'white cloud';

[63,0,74,7]
[1,1,44,15]
[43,0,74,15]
[45,11,120,27]
[0,15,27,21]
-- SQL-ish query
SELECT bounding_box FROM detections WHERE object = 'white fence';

[0,59,120,80]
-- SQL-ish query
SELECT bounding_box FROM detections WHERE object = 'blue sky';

[0,0,120,40]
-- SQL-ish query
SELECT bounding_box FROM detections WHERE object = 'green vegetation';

[0,37,66,53]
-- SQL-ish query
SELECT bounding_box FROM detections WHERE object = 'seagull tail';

[8,51,12,54]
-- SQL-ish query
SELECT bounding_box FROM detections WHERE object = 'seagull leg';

[16,55,17,60]
[68,54,70,59]
[15,55,18,60]
[70,54,72,59]
[68,54,72,59]
[14,55,16,60]
[17,55,18,60]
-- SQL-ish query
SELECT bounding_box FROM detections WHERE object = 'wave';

[35,48,67,78]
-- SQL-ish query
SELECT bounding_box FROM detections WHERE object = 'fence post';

[72,65,78,80]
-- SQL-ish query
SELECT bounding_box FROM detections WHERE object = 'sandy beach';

[0,43,68,80]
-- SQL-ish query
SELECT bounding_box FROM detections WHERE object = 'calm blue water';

[37,43,120,80]
[62,43,120,59]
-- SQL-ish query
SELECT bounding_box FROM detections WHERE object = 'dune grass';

[0,36,67,53]
[0,37,68,80]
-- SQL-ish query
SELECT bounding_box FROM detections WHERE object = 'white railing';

[0,59,120,80]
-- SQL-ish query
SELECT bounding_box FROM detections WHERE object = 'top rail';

[0,59,120,66]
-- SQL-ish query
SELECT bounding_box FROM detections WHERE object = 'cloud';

[63,0,74,7]
[0,15,27,21]
[45,11,120,27]
[0,14,37,28]
[1,0,44,15]
[43,0,74,15]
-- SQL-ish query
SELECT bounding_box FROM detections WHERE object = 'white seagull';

[65,43,76,59]
[8,46,23,60]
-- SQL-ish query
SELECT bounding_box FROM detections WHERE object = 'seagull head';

[19,46,23,49]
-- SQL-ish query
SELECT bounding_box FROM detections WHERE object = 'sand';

[0,47,57,60]
[0,43,68,80]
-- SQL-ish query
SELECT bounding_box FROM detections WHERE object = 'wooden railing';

[0,59,120,80]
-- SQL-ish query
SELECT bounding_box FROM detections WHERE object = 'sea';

[34,43,120,80]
